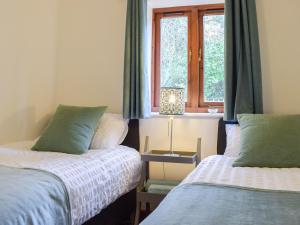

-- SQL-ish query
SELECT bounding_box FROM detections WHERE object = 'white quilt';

[182,155,300,191]
[0,141,142,225]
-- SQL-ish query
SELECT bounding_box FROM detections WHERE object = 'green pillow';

[32,105,107,154]
[233,114,300,168]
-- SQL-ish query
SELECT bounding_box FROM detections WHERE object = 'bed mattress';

[0,141,142,225]
[182,155,300,191]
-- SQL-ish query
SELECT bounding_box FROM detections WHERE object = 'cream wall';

[0,0,59,143]
[55,0,127,113]
[257,0,300,114]
[55,0,300,179]
[140,115,221,180]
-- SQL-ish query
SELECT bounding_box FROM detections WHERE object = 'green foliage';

[159,15,224,102]
[204,15,224,102]
[160,17,188,99]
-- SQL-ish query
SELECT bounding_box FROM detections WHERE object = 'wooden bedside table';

[134,136,201,225]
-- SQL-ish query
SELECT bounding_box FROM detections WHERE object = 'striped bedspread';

[182,155,300,191]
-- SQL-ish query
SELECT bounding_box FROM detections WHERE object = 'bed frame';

[83,119,140,225]
[217,118,238,155]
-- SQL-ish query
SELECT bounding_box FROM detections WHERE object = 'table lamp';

[159,87,185,156]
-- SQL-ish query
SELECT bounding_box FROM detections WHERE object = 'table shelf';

[141,150,198,164]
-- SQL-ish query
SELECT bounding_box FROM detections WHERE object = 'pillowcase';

[32,105,107,154]
[233,114,300,168]
[224,124,241,157]
[90,113,129,149]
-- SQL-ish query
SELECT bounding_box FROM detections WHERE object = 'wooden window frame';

[151,4,225,113]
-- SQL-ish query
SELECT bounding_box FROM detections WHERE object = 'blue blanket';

[141,183,300,225]
[0,166,71,225]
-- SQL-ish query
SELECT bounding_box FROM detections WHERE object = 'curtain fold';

[123,0,149,119]
[224,0,263,121]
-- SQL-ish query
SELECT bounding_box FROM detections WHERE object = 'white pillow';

[224,124,241,157]
[90,113,129,149]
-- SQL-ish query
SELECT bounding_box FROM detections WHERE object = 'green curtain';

[224,0,263,121]
[123,0,149,119]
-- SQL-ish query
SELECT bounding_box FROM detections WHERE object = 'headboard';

[217,118,238,155]
[121,119,140,152]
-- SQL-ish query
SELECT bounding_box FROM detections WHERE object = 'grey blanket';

[141,183,300,225]
[0,166,71,225]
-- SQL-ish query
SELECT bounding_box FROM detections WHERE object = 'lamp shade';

[159,87,185,115]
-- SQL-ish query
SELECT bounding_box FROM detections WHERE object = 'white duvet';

[182,155,300,192]
[0,141,142,225]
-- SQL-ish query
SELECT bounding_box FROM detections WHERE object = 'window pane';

[203,14,224,103]
[160,16,188,101]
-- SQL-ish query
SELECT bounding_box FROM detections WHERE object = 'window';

[151,4,225,113]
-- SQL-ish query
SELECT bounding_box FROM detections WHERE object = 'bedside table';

[134,136,201,225]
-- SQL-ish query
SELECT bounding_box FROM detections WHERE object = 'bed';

[140,118,300,225]
[0,119,141,225]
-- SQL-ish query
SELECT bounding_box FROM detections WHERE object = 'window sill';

[149,112,223,119]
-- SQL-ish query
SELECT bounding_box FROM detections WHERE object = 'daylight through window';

[152,4,225,113]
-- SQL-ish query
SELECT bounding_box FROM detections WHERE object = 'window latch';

[198,48,202,62]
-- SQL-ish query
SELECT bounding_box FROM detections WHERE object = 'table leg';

[134,201,141,225]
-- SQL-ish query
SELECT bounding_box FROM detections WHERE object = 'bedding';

[0,141,141,225]
[182,155,300,190]
[0,166,71,225]
[91,113,129,149]
[32,105,107,154]
[233,114,300,168]
[141,155,300,225]
[141,183,300,225]
[224,124,240,157]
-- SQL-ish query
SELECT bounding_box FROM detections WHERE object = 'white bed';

[141,119,300,225]
[141,155,300,225]
[182,155,300,191]
[0,141,142,225]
